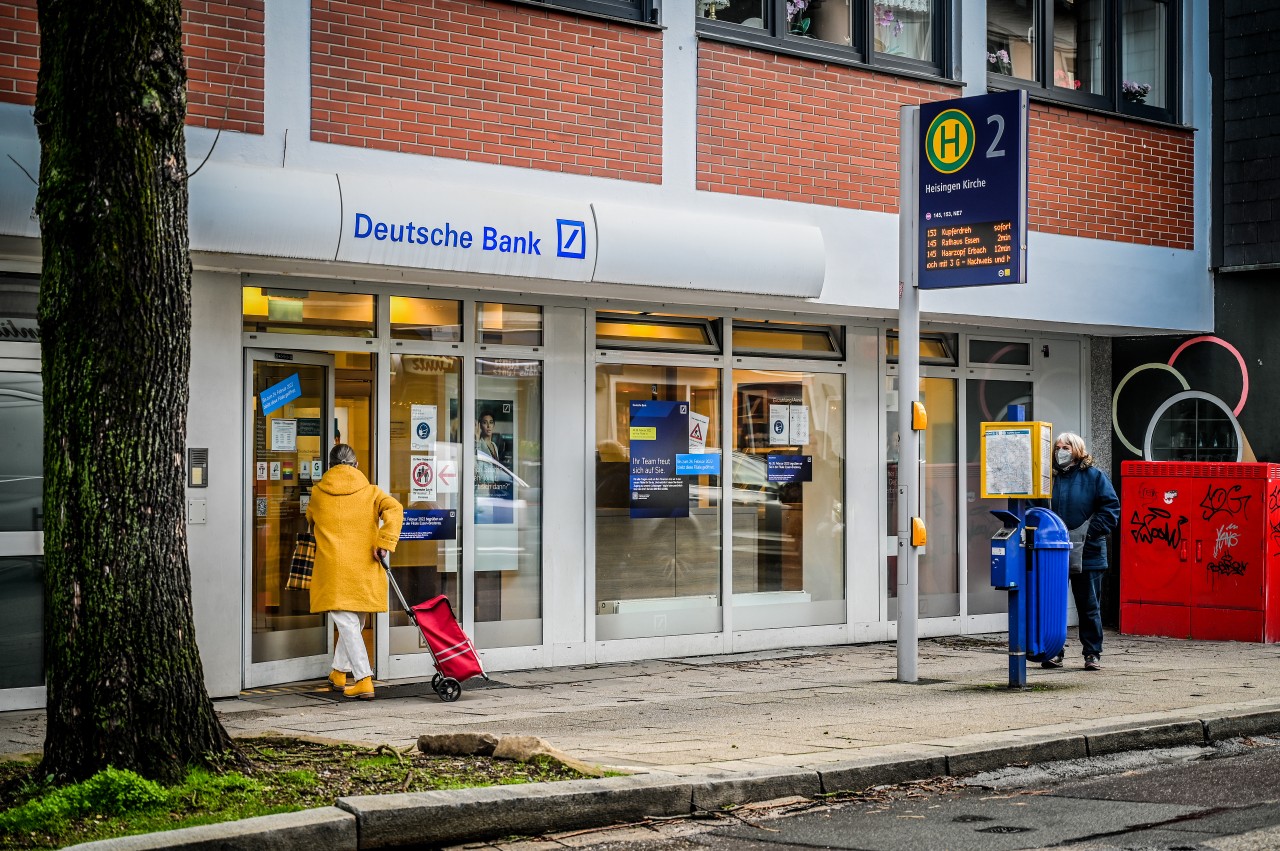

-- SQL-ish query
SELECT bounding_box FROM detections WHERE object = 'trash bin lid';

[1024,506,1071,548]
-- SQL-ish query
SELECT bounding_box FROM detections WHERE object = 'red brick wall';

[184,0,265,134]
[311,0,662,183]
[1029,104,1192,249]
[698,42,1194,249]
[0,0,264,135]
[698,42,953,213]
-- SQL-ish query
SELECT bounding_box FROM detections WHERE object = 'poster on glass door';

[475,400,515,525]
[629,400,689,519]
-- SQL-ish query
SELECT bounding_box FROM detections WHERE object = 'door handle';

[1180,541,1188,562]
[1196,540,1202,562]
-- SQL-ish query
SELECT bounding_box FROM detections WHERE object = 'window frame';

[696,0,950,79]
[507,0,660,26]
[986,0,1180,125]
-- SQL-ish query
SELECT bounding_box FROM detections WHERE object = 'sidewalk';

[7,630,1280,774]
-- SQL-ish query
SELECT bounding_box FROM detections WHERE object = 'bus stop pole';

[897,105,921,684]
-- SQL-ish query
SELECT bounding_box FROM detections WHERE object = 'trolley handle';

[380,551,414,617]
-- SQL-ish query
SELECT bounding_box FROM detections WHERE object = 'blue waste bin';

[1024,507,1071,663]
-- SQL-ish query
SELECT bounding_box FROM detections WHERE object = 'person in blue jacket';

[1043,432,1120,671]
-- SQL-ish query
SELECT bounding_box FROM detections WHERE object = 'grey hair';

[329,443,358,467]
[1055,432,1094,468]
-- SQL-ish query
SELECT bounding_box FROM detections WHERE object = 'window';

[242,288,376,337]
[987,0,1178,122]
[595,312,722,354]
[698,0,947,74]
[733,320,844,359]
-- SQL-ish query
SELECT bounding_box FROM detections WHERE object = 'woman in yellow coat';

[306,444,403,699]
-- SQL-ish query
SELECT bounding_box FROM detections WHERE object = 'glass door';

[0,361,44,711]
[887,373,960,620]
[244,349,335,687]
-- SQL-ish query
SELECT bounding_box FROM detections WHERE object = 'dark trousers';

[1071,570,1106,657]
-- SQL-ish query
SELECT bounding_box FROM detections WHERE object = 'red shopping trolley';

[381,553,487,702]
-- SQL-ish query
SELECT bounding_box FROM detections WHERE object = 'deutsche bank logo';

[556,219,587,259]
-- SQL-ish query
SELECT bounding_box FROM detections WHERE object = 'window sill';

[696,24,960,88]
[498,0,663,29]
[986,79,1195,132]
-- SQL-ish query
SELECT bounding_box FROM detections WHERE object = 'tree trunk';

[35,0,234,783]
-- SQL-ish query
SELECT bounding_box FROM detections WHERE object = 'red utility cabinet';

[1120,461,1280,643]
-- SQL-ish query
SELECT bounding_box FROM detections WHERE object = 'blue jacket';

[1049,464,1120,571]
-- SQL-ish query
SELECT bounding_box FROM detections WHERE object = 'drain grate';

[977,825,1036,834]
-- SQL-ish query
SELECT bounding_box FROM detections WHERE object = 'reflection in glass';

[0,372,42,532]
[873,2,935,61]
[886,376,959,619]
[242,288,376,337]
[966,380,1032,616]
[797,0,852,48]
[474,359,543,649]
[701,0,765,28]
[0,556,42,688]
[477,303,542,347]
[595,364,722,640]
[1053,0,1103,94]
[968,340,1031,367]
[390,297,463,342]
[388,355,462,656]
[1121,0,1167,108]
[1151,397,1239,463]
[732,370,844,630]
[987,0,1037,81]
[251,361,328,663]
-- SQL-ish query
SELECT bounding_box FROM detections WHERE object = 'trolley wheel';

[431,673,442,690]
[436,678,462,702]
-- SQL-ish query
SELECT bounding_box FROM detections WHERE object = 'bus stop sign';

[918,90,1027,290]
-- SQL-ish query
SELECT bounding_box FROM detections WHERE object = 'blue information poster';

[629,400,689,519]
[767,454,813,483]
[260,373,302,417]
[400,509,458,541]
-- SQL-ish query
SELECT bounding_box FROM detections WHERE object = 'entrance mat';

[304,677,510,702]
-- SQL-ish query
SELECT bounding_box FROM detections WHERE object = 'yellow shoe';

[328,670,347,691]
[343,676,375,700]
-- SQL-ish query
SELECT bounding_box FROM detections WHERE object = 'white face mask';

[1055,448,1074,467]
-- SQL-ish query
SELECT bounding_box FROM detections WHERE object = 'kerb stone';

[1086,721,1205,756]
[338,774,693,848]
[63,807,355,851]
[945,735,1087,777]
[691,768,821,811]
[818,754,947,795]
[1202,709,1280,742]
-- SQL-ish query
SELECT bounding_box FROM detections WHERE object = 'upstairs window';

[534,0,658,23]
[699,0,948,76]
[987,0,1178,123]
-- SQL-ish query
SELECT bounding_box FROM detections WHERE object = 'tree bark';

[35,0,234,783]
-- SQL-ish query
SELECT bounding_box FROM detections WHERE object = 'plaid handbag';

[286,526,316,590]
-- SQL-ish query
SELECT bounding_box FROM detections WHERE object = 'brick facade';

[311,0,662,183]
[697,42,952,212]
[1028,104,1192,250]
[698,42,1194,249]
[0,0,264,135]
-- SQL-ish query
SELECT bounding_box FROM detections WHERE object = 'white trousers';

[331,610,373,682]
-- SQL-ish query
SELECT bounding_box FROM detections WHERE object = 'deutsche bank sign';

[917,90,1028,289]
[337,175,597,282]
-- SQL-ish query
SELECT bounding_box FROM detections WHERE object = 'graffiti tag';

[1214,523,1240,558]
[1129,507,1188,549]
[1207,552,1247,577]
[1163,490,1178,505]
[1200,484,1251,521]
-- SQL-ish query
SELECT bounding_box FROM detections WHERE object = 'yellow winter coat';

[305,464,403,614]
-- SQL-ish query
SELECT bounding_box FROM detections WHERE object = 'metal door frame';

[242,348,336,688]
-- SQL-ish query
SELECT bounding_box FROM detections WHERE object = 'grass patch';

[0,737,591,850]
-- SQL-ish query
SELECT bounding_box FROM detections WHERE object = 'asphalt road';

[482,739,1280,851]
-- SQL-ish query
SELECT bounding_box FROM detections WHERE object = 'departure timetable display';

[916,91,1027,289]
[923,220,1015,273]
